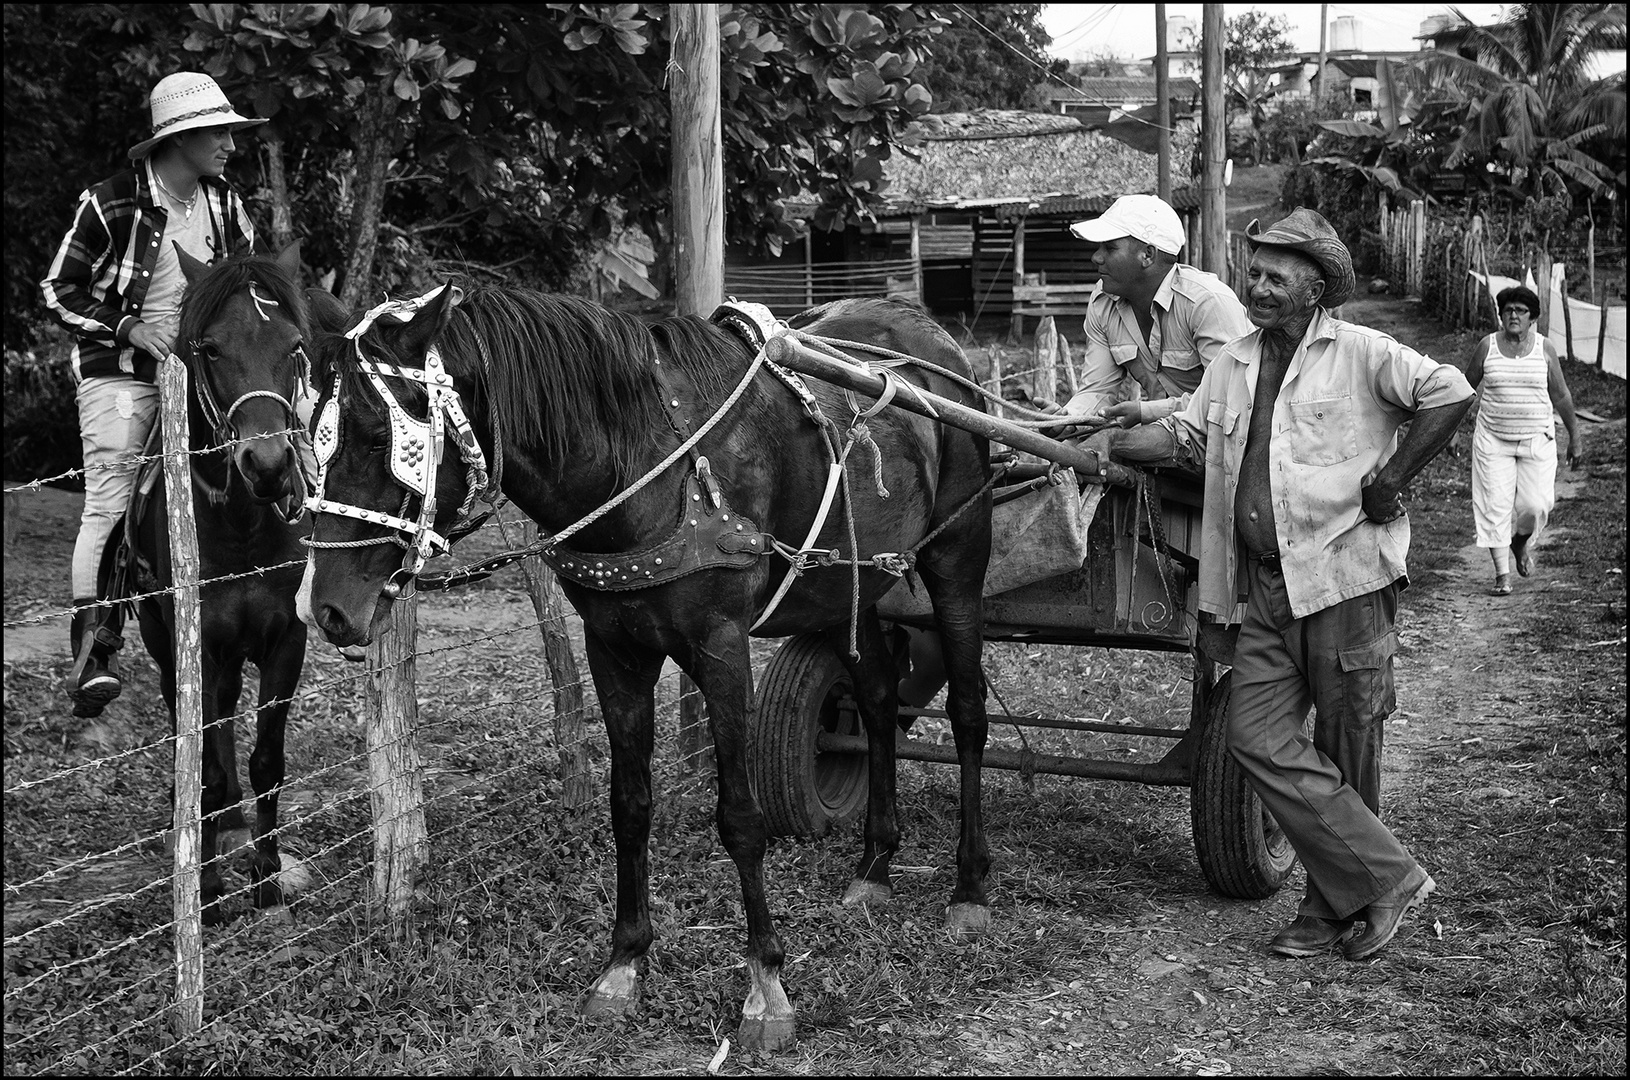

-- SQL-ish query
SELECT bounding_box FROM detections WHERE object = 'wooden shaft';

[764,335,1133,485]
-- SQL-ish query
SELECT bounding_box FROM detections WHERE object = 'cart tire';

[1191,672,1297,899]
[751,632,867,838]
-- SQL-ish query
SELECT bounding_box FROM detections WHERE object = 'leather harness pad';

[541,302,781,592]
[542,472,764,591]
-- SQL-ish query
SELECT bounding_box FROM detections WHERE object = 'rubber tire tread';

[749,632,866,838]
[1191,671,1297,899]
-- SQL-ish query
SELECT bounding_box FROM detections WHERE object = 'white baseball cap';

[1070,194,1185,256]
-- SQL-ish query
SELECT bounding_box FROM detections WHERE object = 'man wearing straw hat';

[41,72,264,717]
[1088,208,1474,961]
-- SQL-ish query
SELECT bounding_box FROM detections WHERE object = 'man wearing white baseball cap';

[41,71,264,716]
[1054,193,1250,430]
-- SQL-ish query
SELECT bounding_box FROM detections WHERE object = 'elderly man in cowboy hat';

[1089,208,1474,961]
[1051,193,1251,428]
[42,72,264,717]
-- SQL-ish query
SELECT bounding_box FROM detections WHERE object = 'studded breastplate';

[542,472,765,591]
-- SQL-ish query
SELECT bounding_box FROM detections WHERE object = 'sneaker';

[1490,573,1512,596]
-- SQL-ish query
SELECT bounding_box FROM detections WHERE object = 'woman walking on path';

[1465,285,1583,596]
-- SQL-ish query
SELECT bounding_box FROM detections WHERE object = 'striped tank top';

[1476,331,1552,439]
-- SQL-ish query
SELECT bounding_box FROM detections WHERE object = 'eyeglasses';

[1500,307,1533,316]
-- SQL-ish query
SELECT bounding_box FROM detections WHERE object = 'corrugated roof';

[1046,77,1201,104]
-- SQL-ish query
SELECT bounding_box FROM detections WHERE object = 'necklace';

[153,171,198,218]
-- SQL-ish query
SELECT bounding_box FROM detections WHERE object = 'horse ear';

[395,281,460,357]
[175,243,211,285]
[274,240,303,280]
[305,287,350,334]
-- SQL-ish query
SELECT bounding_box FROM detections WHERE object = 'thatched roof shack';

[724,110,1198,327]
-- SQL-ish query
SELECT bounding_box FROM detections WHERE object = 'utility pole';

[1200,3,1226,276]
[670,3,723,316]
[1156,4,1171,201]
[668,4,722,778]
[1316,3,1328,104]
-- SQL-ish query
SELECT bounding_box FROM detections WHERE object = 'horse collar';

[544,472,763,590]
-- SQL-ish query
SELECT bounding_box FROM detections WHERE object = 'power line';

[1052,4,1120,55]
[949,3,1177,132]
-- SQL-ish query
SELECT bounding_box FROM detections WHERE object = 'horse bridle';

[303,287,492,599]
[185,282,310,525]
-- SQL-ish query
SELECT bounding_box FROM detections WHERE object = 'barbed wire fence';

[5,321,1063,1074]
[2,355,730,1074]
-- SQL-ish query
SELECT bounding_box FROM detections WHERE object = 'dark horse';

[111,244,311,923]
[296,285,992,1049]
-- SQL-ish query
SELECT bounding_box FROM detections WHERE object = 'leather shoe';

[1344,873,1436,961]
[1268,915,1355,958]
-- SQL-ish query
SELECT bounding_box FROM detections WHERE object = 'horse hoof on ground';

[842,879,894,906]
[201,898,232,928]
[945,901,991,938]
[578,992,636,1019]
[737,1015,797,1052]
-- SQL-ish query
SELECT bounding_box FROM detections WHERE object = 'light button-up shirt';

[1161,307,1474,620]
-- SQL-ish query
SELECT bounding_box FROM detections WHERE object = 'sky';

[1044,4,1503,60]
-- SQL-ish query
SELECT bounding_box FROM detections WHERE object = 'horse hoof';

[946,902,991,938]
[579,992,636,1019]
[201,899,231,928]
[842,880,893,907]
[737,1014,796,1052]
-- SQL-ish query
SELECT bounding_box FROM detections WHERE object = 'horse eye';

[198,341,221,361]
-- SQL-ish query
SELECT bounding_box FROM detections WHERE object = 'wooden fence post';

[1009,218,1027,344]
[512,519,596,811]
[1034,316,1059,404]
[366,596,427,921]
[159,355,204,1040]
[1411,200,1425,297]
[1558,264,1576,362]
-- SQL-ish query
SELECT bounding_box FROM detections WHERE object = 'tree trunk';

[262,127,294,256]
[340,81,400,311]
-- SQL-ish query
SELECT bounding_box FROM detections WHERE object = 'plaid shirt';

[41,160,255,384]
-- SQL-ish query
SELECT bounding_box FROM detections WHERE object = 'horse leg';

[683,623,794,1052]
[198,655,233,925]
[826,613,904,908]
[917,560,992,936]
[248,624,305,911]
[212,661,248,838]
[578,632,665,1019]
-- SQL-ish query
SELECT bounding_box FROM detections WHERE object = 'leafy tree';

[1416,3,1627,204]
[917,3,1066,112]
[1224,10,1298,164]
[2,3,193,352]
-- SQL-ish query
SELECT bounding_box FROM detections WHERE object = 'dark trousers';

[1227,558,1424,921]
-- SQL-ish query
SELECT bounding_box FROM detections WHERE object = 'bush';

[4,324,82,487]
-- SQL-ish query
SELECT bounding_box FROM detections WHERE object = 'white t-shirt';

[142,173,220,354]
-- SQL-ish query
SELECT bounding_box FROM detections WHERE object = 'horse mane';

[443,286,751,481]
[176,253,309,352]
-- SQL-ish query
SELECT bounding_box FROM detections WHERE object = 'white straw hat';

[128,72,265,161]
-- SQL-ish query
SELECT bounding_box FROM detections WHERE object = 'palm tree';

[1418,3,1626,203]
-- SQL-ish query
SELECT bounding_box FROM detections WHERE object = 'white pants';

[1471,423,1557,549]
[73,376,159,599]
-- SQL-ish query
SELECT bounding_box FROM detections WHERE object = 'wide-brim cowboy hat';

[1245,207,1356,309]
[128,72,266,161]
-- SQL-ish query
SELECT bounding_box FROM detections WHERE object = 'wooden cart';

[744,335,1296,900]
